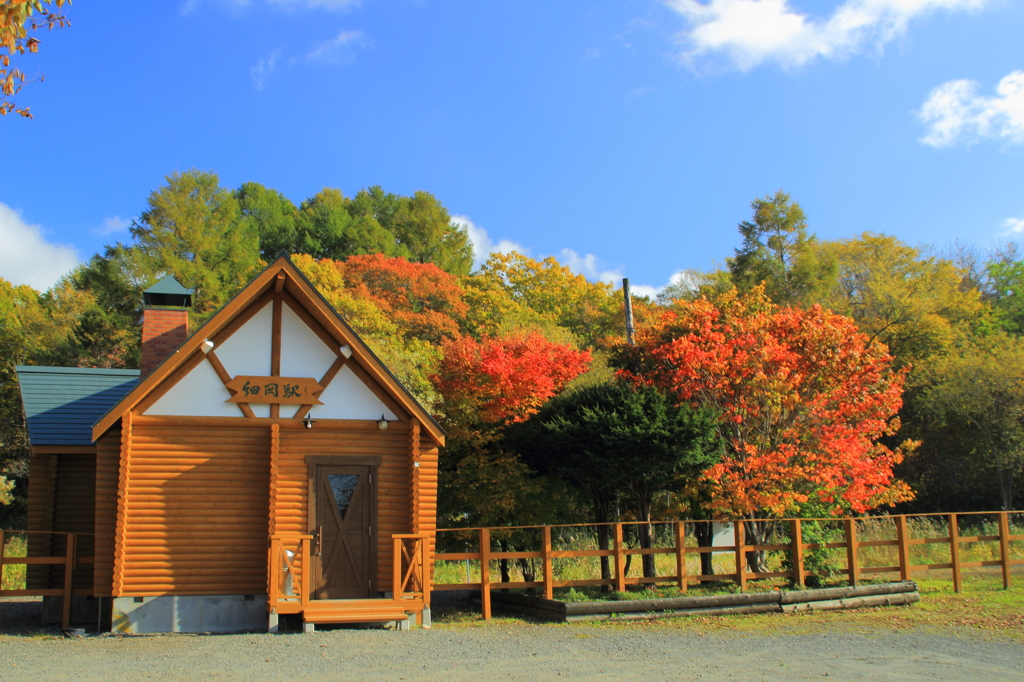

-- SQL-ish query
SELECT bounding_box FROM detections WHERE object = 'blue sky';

[1,0,1022,295]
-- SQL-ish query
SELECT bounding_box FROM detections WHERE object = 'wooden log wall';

[277,421,415,592]
[94,430,120,596]
[116,416,270,596]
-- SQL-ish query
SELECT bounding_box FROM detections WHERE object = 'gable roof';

[92,254,445,445]
[16,366,140,446]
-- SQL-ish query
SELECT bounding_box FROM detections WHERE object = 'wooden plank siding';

[26,451,56,590]
[117,417,269,596]
[94,429,121,596]
[276,422,414,592]
[50,451,96,590]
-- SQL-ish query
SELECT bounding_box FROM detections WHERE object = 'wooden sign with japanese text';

[225,376,325,404]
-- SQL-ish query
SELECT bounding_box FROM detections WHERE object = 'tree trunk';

[694,521,715,576]
[592,489,614,591]
[499,540,511,583]
[637,498,656,579]
[744,519,769,575]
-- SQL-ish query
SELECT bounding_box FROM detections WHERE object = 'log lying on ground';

[485,581,920,623]
[781,591,920,614]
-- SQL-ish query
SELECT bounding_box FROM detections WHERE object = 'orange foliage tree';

[432,332,591,527]
[342,253,468,342]
[619,288,914,530]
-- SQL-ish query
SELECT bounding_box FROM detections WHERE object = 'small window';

[327,474,359,519]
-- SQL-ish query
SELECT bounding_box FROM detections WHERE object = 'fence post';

[949,514,962,593]
[998,512,1012,590]
[613,524,626,593]
[791,519,804,587]
[845,519,859,587]
[420,535,431,608]
[269,537,279,608]
[895,515,911,582]
[735,521,746,592]
[480,528,491,619]
[62,533,76,630]
[0,530,5,591]
[392,537,402,602]
[542,526,553,600]
[675,521,687,593]
[300,536,310,607]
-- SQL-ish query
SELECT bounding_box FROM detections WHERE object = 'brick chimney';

[140,276,193,378]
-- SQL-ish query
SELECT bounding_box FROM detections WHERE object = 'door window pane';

[327,474,359,519]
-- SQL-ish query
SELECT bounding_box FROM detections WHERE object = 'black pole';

[622,278,635,345]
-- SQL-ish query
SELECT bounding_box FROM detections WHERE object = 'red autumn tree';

[432,331,591,528]
[619,287,914,524]
[334,253,468,343]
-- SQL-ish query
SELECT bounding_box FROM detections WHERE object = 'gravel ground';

[2,597,1022,681]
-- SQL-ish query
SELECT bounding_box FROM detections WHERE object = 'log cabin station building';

[14,254,442,633]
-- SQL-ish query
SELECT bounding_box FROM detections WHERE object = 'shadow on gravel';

[0,599,64,638]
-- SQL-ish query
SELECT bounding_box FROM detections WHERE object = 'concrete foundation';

[111,595,268,633]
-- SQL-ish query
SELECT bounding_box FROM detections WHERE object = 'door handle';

[315,525,323,556]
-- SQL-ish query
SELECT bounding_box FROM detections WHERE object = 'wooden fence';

[434,511,1024,619]
[0,530,93,629]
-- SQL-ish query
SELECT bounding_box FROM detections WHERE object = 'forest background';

[2,169,1023,547]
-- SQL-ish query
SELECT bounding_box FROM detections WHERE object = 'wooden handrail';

[0,530,94,630]
[434,511,1024,620]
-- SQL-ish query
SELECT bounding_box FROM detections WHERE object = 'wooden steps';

[299,598,424,628]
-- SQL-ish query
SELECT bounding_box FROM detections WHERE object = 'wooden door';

[312,464,376,599]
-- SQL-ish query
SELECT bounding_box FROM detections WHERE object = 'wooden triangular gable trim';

[92,255,445,446]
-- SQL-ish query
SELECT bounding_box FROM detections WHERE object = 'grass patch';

[2,533,27,591]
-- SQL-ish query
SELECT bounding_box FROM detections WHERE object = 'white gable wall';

[145,298,397,422]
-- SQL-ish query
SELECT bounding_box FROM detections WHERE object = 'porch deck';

[268,533,430,631]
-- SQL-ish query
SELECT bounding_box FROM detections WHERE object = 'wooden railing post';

[613,523,626,593]
[949,514,962,593]
[845,519,859,587]
[675,521,687,593]
[791,519,804,587]
[735,521,746,592]
[895,515,911,581]
[392,537,402,602]
[998,512,1012,589]
[420,535,431,608]
[269,537,280,608]
[62,533,76,630]
[480,528,491,620]
[542,526,553,600]
[300,536,310,607]
[0,530,5,589]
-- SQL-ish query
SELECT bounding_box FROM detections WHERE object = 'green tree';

[818,233,985,369]
[728,190,836,306]
[235,182,299,262]
[131,170,260,315]
[506,381,722,581]
[918,334,1024,511]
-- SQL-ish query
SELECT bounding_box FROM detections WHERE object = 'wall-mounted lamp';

[201,339,215,354]
[377,414,388,431]
[304,413,316,429]
[339,345,353,359]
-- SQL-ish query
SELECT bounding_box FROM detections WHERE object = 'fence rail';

[0,530,94,629]
[435,511,1024,619]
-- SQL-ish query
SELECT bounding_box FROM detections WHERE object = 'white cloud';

[251,49,282,90]
[452,215,527,271]
[918,70,1024,148]
[94,215,131,236]
[558,249,625,286]
[298,30,367,64]
[0,203,80,291]
[1003,217,1024,234]
[666,0,986,71]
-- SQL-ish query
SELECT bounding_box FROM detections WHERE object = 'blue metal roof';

[16,366,140,446]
